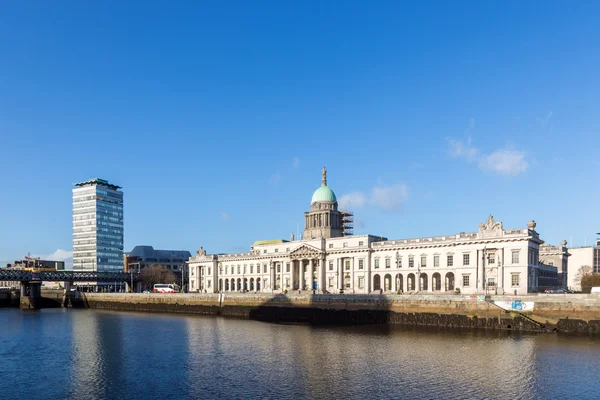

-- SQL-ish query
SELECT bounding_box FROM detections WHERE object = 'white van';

[590,287,600,294]
[153,284,180,293]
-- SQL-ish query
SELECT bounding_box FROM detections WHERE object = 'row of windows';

[206,272,522,290]
[327,241,365,249]
[212,252,524,276]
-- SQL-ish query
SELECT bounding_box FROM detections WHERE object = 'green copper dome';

[310,166,337,204]
[311,184,337,203]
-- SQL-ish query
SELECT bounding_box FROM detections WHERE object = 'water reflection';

[2,309,600,400]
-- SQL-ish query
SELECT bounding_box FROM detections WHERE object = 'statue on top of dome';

[322,166,327,186]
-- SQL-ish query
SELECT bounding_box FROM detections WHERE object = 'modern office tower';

[73,178,124,272]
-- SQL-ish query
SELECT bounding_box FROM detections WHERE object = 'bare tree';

[575,265,593,289]
[581,273,600,294]
[139,265,177,290]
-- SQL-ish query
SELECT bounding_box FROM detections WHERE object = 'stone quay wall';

[70,292,600,334]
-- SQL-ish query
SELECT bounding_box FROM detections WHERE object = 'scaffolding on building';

[341,211,354,236]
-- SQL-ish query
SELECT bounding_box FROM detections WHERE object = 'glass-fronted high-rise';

[73,178,124,272]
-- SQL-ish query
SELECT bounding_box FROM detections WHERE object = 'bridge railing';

[0,269,140,283]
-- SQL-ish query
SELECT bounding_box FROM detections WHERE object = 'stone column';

[319,258,326,293]
[310,259,315,291]
[351,257,355,293]
[270,262,275,291]
[282,261,287,291]
[299,260,304,291]
[338,258,344,290]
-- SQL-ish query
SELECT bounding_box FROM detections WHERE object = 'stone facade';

[188,169,558,296]
[539,241,569,288]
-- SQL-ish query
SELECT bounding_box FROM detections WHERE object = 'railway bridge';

[0,270,140,309]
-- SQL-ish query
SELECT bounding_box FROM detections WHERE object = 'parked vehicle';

[153,284,180,293]
[545,288,572,294]
[590,287,600,294]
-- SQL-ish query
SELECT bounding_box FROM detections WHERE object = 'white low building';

[565,245,600,291]
[188,168,559,295]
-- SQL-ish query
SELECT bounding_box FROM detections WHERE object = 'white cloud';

[339,192,367,210]
[35,249,73,261]
[269,172,281,185]
[447,132,529,177]
[466,118,475,134]
[292,156,300,169]
[32,249,74,270]
[537,111,553,127]
[370,184,409,211]
[479,149,529,176]
[448,136,479,160]
[338,184,409,212]
[220,212,230,221]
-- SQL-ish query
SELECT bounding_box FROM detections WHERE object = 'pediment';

[289,244,322,259]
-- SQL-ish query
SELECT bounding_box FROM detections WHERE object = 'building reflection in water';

[35,310,600,399]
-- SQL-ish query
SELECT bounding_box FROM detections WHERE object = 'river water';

[1,308,599,399]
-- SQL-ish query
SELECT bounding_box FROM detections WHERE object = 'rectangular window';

[237,266,240,274]
[463,254,470,266]
[385,258,391,268]
[512,251,519,264]
[512,273,520,287]
[329,261,334,271]
[263,265,267,274]
[275,249,278,253]
[285,278,290,288]
[343,243,348,248]
[488,277,496,287]
[462,275,470,287]
[359,241,364,246]
[243,266,246,274]
[208,280,211,288]
[250,265,253,274]
[345,260,351,270]
[286,248,290,252]
[329,244,333,249]
[358,277,365,289]
[276,265,281,273]
[488,253,496,264]
[263,249,267,254]
[447,255,454,267]
[359,259,364,269]
[420,256,427,268]
[434,256,439,267]
[375,259,380,269]
[286,263,290,273]
[328,277,334,288]
[409,257,414,268]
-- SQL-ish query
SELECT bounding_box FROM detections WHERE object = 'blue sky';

[1,1,599,266]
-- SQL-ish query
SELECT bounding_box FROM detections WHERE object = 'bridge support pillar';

[20,281,42,310]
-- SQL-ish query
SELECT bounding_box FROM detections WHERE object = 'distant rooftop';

[74,178,121,190]
[126,246,191,261]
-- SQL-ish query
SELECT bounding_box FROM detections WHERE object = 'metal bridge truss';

[0,269,140,283]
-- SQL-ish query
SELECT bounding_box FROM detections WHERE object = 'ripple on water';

[2,309,600,400]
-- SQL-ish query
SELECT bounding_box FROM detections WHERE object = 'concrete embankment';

[67,292,600,334]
